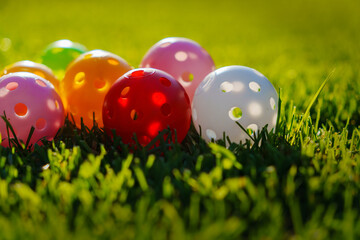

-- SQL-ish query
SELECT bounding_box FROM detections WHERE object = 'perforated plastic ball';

[140,37,215,102]
[2,60,60,91]
[0,72,65,147]
[41,39,87,72]
[192,66,278,143]
[103,68,191,146]
[61,50,132,128]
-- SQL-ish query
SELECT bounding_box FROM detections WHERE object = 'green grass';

[0,0,360,239]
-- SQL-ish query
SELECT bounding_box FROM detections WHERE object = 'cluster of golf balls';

[0,37,278,148]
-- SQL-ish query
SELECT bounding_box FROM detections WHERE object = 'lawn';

[0,0,359,239]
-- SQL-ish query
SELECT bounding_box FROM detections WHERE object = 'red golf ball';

[103,68,191,146]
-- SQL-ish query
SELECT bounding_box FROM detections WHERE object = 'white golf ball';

[192,65,278,143]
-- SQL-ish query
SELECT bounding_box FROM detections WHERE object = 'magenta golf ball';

[140,37,215,102]
[0,72,64,147]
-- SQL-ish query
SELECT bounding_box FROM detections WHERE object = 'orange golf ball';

[61,50,132,128]
[2,60,59,91]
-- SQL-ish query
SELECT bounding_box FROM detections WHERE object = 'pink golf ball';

[0,72,64,147]
[140,37,215,102]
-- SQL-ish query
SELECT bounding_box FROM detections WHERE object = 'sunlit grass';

[0,0,359,239]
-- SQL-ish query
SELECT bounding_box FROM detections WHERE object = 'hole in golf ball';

[55,100,60,110]
[229,107,242,120]
[74,72,85,85]
[175,51,188,62]
[148,122,161,136]
[160,103,172,116]
[249,82,261,92]
[14,103,28,117]
[130,109,141,120]
[121,86,130,96]
[6,82,18,91]
[246,124,258,136]
[270,97,276,110]
[181,72,194,82]
[160,42,171,48]
[152,92,166,106]
[131,70,145,77]
[189,52,198,60]
[107,58,119,65]
[47,99,56,111]
[36,79,47,87]
[54,120,61,129]
[94,78,107,90]
[160,77,171,87]
[206,129,217,141]
[220,81,233,93]
[249,102,262,117]
[0,88,8,97]
[36,118,47,130]
[118,97,128,107]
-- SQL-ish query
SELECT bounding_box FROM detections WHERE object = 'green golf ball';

[41,39,87,72]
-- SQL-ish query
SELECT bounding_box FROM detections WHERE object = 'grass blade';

[291,69,335,145]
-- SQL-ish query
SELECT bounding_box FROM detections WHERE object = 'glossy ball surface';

[61,50,132,128]
[140,37,215,102]
[41,39,87,72]
[192,66,278,143]
[103,68,191,146]
[2,60,59,91]
[0,72,64,147]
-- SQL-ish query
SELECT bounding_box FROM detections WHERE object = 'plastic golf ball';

[103,68,191,146]
[61,49,132,128]
[192,66,278,143]
[0,72,64,147]
[41,39,87,72]
[2,60,60,91]
[140,37,215,102]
